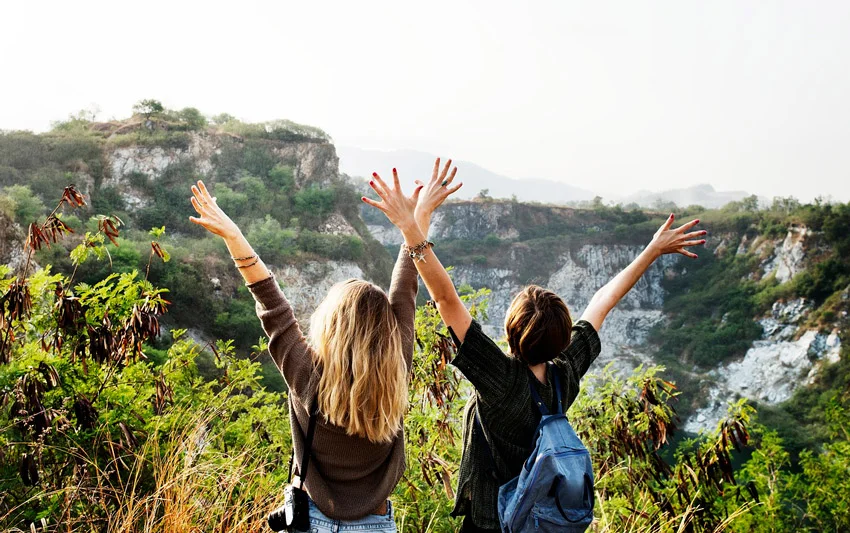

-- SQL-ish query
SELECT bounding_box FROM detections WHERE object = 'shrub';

[245,215,297,263]
[0,184,47,223]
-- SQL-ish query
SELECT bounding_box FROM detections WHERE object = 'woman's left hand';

[413,158,462,226]
[361,169,422,231]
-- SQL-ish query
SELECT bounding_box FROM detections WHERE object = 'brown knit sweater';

[246,248,417,520]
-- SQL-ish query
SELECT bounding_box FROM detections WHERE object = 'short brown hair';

[504,285,572,365]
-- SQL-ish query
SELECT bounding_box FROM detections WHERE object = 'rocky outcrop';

[685,298,841,433]
[762,227,808,283]
[0,211,31,274]
[318,213,357,236]
[271,260,366,321]
[446,245,678,374]
[270,142,339,188]
[105,132,338,209]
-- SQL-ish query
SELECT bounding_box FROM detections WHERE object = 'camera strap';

[288,396,319,490]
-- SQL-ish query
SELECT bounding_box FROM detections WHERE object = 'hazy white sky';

[1,0,848,202]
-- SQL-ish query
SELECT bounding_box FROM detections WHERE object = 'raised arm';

[362,159,474,341]
[580,214,706,331]
[188,180,312,401]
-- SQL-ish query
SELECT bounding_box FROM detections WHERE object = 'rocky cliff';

[367,202,844,433]
[99,132,375,316]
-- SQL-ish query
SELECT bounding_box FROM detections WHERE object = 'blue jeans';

[304,499,397,533]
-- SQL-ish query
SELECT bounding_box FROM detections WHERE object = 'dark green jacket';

[449,319,602,530]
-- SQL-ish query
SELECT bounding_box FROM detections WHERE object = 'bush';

[245,215,297,263]
[1,184,47,223]
[296,231,364,261]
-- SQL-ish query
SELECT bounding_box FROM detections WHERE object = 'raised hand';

[647,214,707,259]
[189,180,240,239]
[414,158,462,227]
[361,168,422,232]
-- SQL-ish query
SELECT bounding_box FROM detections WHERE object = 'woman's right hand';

[361,169,422,233]
[189,180,241,239]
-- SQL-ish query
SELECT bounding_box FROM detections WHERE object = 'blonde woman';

[365,160,705,532]
[188,177,456,532]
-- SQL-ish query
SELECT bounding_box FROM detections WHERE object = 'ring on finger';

[441,180,448,187]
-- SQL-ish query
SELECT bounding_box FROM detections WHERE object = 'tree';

[176,107,207,130]
[132,99,165,121]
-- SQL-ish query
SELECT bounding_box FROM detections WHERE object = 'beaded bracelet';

[236,257,260,269]
[403,240,434,263]
[231,254,258,261]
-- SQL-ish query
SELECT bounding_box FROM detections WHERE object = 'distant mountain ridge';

[339,147,757,210]
[337,147,597,204]
[616,183,755,209]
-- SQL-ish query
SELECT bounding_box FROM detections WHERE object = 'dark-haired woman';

[363,160,705,532]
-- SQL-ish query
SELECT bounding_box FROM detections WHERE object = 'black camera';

[268,484,310,532]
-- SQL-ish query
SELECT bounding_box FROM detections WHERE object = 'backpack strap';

[287,395,319,489]
[527,363,564,416]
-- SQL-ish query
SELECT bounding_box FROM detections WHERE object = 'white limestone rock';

[272,261,365,322]
[762,227,808,283]
[367,224,402,246]
[318,213,357,236]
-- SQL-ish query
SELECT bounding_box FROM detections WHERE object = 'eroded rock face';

[429,203,519,241]
[105,133,338,209]
[684,298,842,433]
[318,213,357,236]
[0,212,31,274]
[762,227,808,283]
[367,203,519,246]
[445,245,678,375]
[271,142,339,188]
[271,261,365,322]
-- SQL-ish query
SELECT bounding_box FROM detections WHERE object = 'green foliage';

[172,107,208,130]
[652,252,763,367]
[245,215,298,263]
[293,186,336,228]
[297,231,364,261]
[0,184,47,223]
[132,98,165,120]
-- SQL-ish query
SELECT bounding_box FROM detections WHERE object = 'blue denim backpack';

[476,364,595,532]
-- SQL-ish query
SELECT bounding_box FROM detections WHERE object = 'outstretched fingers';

[676,218,700,233]
[439,159,453,182]
[392,167,401,191]
[661,213,675,231]
[361,196,384,211]
[370,172,389,198]
[431,157,441,183]
[678,248,699,259]
[446,181,463,195]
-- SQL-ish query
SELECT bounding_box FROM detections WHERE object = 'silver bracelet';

[403,240,434,263]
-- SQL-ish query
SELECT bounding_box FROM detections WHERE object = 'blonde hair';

[309,279,408,444]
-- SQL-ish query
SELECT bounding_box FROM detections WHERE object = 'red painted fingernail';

[393,168,397,173]
[670,213,674,217]
[695,219,700,223]
[372,172,378,177]
[701,240,706,244]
